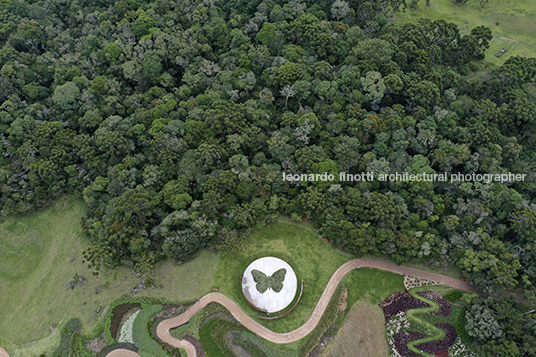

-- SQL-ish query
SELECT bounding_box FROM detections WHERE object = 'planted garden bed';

[414,323,457,354]
[416,291,451,316]
[394,331,428,357]
[379,291,430,322]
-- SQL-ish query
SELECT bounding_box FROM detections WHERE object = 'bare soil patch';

[322,302,389,357]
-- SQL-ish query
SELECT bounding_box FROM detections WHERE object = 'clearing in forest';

[0,197,218,347]
[395,0,536,66]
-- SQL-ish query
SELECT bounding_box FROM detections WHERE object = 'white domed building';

[241,257,298,313]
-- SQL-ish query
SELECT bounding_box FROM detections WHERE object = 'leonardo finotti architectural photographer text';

[282,172,526,184]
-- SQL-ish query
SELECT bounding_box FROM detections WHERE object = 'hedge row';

[198,319,224,357]
[53,318,82,357]
[132,304,167,357]
[103,296,155,345]
[298,285,344,357]
[200,302,231,322]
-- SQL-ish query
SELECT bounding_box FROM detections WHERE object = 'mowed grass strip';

[321,302,389,357]
[394,0,536,66]
[0,197,218,349]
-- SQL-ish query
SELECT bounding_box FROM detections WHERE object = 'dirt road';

[1,258,521,357]
[104,258,488,357]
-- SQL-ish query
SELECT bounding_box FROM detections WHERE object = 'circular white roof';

[241,257,298,313]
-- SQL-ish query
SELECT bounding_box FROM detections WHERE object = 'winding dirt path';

[104,259,486,357]
[1,259,522,357]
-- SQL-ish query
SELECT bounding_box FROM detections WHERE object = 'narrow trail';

[1,258,525,357]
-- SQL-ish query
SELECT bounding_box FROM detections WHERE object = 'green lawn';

[0,201,407,355]
[0,197,218,354]
[212,219,405,333]
[395,0,536,66]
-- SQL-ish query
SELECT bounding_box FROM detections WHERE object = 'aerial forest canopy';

[1,0,536,351]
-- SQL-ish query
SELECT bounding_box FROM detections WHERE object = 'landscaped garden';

[0,197,218,356]
[0,199,407,356]
[380,285,473,357]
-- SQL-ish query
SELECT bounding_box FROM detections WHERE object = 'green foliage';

[256,22,277,45]
[52,82,80,110]
[251,268,286,293]
[104,42,122,62]
[199,319,229,357]
[131,9,155,37]
[142,56,163,84]
[1,2,535,354]
[53,318,81,357]
[132,304,166,357]
[442,290,462,303]
[298,285,343,356]
[104,297,155,345]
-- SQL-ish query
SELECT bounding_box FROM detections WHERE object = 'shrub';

[241,332,296,357]
[232,336,266,357]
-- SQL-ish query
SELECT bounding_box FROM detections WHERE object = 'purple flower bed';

[394,324,457,356]
[416,291,451,316]
[415,324,458,354]
[394,331,428,357]
[379,291,430,322]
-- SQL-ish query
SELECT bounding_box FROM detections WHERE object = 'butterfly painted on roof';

[251,268,287,293]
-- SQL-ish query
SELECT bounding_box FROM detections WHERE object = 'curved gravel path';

[2,258,520,357]
[0,347,9,357]
[103,258,486,357]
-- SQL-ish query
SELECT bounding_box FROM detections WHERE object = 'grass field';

[0,197,218,354]
[0,201,407,355]
[395,0,536,66]
[321,302,389,357]
[212,220,405,334]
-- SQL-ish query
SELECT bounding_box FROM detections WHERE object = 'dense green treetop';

[0,0,536,352]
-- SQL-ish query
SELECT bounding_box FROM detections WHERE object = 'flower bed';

[382,290,459,357]
[416,291,451,316]
[393,331,428,357]
[414,323,457,354]
[108,303,140,341]
[404,276,438,290]
[379,291,430,323]
[448,337,478,356]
